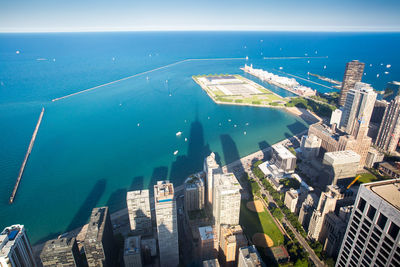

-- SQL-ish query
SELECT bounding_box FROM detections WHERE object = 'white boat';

[244,131,247,135]
[184,138,188,142]
[16,50,20,54]
[385,71,389,75]
[53,58,56,62]
[176,131,182,136]
[324,65,327,69]
[377,74,380,78]
[228,119,231,122]
[36,58,47,61]
[279,67,283,70]
[207,116,210,120]
[245,122,249,126]
[112,57,115,61]
[234,124,237,128]
[307,60,310,64]
[174,150,179,155]
[370,64,372,67]
[387,64,391,68]
[137,123,140,127]
[246,56,248,60]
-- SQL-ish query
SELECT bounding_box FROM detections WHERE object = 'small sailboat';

[307,60,310,64]
[228,119,231,122]
[176,131,182,136]
[16,50,20,54]
[279,67,283,70]
[377,74,380,78]
[244,131,247,135]
[385,71,389,75]
[137,123,140,127]
[184,138,188,142]
[174,150,179,155]
[323,65,327,69]
[386,64,391,68]
[234,124,237,128]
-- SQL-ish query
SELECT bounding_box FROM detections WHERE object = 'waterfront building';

[184,175,205,211]
[271,144,296,173]
[204,152,222,207]
[375,96,400,154]
[336,180,400,267]
[0,224,35,267]
[340,82,377,136]
[298,193,318,231]
[365,147,385,168]
[330,109,342,126]
[322,150,360,186]
[300,134,321,160]
[319,206,353,258]
[123,236,142,267]
[40,237,83,267]
[219,225,248,267]
[212,173,242,237]
[284,189,299,213]
[127,190,152,235]
[84,207,114,267]
[339,60,365,106]
[238,245,265,267]
[203,258,220,267]
[154,181,179,267]
[383,81,400,101]
[199,226,218,260]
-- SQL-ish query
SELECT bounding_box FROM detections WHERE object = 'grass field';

[240,200,284,246]
[357,172,378,184]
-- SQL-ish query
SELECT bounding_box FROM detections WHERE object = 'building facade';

[298,193,318,231]
[322,150,360,186]
[40,237,83,267]
[375,96,400,154]
[127,190,152,235]
[219,225,248,267]
[123,236,142,267]
[199,226,218,261]
[154,181,179,267]
[339,60,365,106]
[336,180,400,267]
[271,144,296,173]
[184,175,205,211]
[284,189,299,213]
[300,134,321,160]
[0,225,36,267]
[84,207,114,267]
[204,152,222,207]
[212,173,242,237]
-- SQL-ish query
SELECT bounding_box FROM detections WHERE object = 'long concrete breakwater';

[51,57,246,102]
[9,107,45,204]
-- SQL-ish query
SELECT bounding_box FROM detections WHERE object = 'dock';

[9,107,45,204]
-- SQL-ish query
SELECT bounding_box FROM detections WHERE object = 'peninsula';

[192,74,287,107]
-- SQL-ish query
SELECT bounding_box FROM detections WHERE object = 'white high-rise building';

[154,181,179,267]
[0,224,36,267]
[300,134,321,160]
[204,152,222,207]
[340,82,377,136]
[212,173,242,237]
[375,95,400,153]
[336,180,400,267]
[127,190,152,235]
[330,109,342,126]
[271,144,297,173]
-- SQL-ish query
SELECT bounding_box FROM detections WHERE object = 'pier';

[9,107,45,204]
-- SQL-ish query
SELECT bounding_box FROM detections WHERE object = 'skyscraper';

[127,190,152,235]
[375,96,400,154]
[154,181,179,267]
[40,237,83,267]
[336,180,400,267]
[204,152,222,207]
[84,207,115,267]
[212,173,242,237]
[238,245,265,267]
[339,60,365,106]
[219,225,248,267]
[123,236,142,267]
[0,224,36,267]
[184,175,205,211]
[340,82,377,137]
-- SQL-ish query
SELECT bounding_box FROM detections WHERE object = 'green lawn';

[240,200,284,246]
[357,172,378,184]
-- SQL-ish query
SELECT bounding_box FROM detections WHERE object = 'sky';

[0,0,399,32]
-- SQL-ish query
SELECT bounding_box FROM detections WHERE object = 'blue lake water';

[0,32,399,244]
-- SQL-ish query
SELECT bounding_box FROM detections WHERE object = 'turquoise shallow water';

[0,32,399,244]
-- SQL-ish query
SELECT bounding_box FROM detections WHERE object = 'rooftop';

[198,226,214,241]
[379,162,400,175]
[185,175,204,189]
[365,179,400,211]
[214,173,242,192]
[85,207,108,242]
[126,189,149,200]
[324,150,361,165]
[124,236,141,255]
[0,225,25,257]
[239,245,265,267]
[203,258,220,267]
[154,180,174,202]
[42,237,75,253]
[272,144,296,160]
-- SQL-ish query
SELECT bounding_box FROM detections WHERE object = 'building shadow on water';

[220,134,246,174]
[66,179,107,232]
[287,121,308,136]
[258,140,271,161]
[169,119,211,185]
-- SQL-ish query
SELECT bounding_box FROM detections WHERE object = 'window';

[388,222,400,240]
[367,205,377,220]
[364,219,372,228]
[384,236,394,247]
[358,197,366,212]
[373,227,382,236]
[377,213,388,230]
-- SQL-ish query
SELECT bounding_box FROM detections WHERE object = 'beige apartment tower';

[127,189,152,235]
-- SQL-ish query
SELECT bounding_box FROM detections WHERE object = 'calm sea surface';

[0,32,399,244]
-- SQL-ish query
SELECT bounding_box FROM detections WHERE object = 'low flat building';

[271,144,297,173]
[219,225,248,267]
[123,236,142,267]
[238,245,265,267]
[40,237,83,267]
[268,246,290,264]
